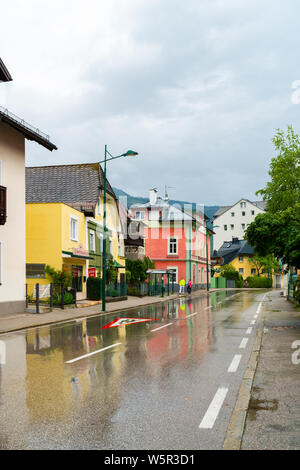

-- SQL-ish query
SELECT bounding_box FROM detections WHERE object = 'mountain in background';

[113,187,220,227]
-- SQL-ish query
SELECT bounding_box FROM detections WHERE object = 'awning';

[113,260,125,268]
[62,250,94,260]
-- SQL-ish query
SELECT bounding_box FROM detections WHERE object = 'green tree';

[126,256,155,284]
[245,126,300,269]
[105,254,117,284]
[257,126,300,213]
[249,254,280,276]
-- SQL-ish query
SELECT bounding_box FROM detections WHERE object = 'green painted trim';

[62,251,94,260]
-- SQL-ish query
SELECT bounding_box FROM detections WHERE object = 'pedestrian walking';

[179,278,185,295]
[187,279,192,294]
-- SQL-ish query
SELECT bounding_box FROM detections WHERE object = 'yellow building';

[25,164,125,299]
[212,238,269,280]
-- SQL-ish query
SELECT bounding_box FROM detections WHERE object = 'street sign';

[101,317,155,329]
[88,267,97,277]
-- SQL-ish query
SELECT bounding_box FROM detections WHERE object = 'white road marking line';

[239,338,248,349]
[199,387,228,429]
[256,300,263,314]
[151,322,173,332]
[228,354,242,373]
[65,342,122,364]
[246,327,253,334]
[254,314,258,319]
[250,320,256,325]
[186,312,199,318]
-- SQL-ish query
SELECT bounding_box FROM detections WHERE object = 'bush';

[52,292,74,305]
[246,276,272,288]
[294,276,300,305]
[127,286,141,296]
[87,277,102,300]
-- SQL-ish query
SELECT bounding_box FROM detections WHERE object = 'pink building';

[130,189,212,289]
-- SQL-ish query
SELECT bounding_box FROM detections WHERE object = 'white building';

[0,58,56,315]
[212,198,266,251]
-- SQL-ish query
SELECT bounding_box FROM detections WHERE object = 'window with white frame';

[230,224,234,230]
[251,268,256,275]
[167,267,178,283]
[241,223,246,230]
[224,224,227,231]
[239,256,244,262]
[96,199,101,216]
[70,216,79,241]
[239,268,244,274]
[231,212,235,217]
[240,201,246,208]
[99,233,103,253]
[168,237,178,255]
[89,230,95,252]
[251,210,255,216]
[135,211,145,220]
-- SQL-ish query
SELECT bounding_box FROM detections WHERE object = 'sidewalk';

[241,291,300,450]
[0,289,213,335]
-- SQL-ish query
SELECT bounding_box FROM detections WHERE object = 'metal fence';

[26,283,77,313]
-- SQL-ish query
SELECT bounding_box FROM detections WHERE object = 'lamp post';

[206,222,219,291]
[100,145,138,311]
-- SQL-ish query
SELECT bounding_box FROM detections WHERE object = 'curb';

[223,312,265,450]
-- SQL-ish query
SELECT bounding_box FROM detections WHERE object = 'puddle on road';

[248,397,279,421]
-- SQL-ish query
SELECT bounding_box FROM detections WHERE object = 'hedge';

[246,276,272,288]
[87,277,102,300]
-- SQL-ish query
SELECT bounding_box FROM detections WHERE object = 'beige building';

[0,58,57,315]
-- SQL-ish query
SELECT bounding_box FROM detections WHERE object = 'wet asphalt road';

[0,289,269,450]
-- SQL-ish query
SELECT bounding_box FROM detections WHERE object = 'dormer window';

[240,201,246,208]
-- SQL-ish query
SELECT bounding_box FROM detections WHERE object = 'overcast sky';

[1,0,300,205]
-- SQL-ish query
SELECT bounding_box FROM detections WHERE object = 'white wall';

[0,122,25,308]
[213,199,265,251]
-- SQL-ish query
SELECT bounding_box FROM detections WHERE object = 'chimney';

[149,188,157,205]
[232,237,239,244]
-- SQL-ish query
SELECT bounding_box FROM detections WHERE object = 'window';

[251,268,256,275]
[99,233,103,253]
[239,268,244,274]
[168,237,178,255]
[167,267,178,283]
[70,216,79,241]
[242,211,245,216]
[241,223,246,230]
[224,225,227,231]
[96,199,101,216]
[230,224,234,230]
[231,212,235,217]
[26,264,46,278]
[251,210,255,216]
[135,211,145,220]
[109,237,113,254]
[0,186,7,226]
[239,256,244,262]
[89,230,95,252]
[240,201,246,208]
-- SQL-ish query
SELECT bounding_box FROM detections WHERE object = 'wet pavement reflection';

[0,289,262,449]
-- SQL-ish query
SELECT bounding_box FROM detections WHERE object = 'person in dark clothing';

[187,279,192,294]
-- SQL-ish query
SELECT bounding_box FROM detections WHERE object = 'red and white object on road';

[101,317,155,329]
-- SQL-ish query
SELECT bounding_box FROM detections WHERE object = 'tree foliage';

[245,126,300,269]
[249,254,280,276]
[126,256,155,284]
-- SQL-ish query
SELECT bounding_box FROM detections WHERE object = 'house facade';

[212,237,284,286]
[212,199,266,251]
[25,164,126,298]
[0,58,57,315]
[130,189,211,288]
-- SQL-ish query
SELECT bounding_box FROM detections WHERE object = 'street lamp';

[99,145,138,311]
[206,222,219,291]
